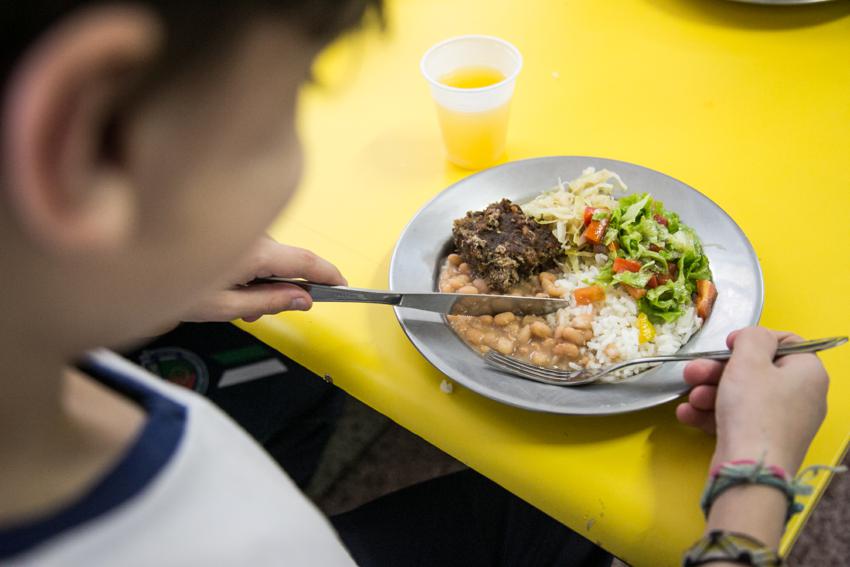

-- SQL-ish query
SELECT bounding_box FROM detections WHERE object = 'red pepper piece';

[613,257,642,273]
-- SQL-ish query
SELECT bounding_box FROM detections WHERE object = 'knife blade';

[251,277,568,316]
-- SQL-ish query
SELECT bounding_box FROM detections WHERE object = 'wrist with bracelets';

[701,458,845,524]
[701,459,796,524]
[683,458,846,567]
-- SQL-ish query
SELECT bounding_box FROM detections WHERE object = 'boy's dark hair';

[1,0,383,89]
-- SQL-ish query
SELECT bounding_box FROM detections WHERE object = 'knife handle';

[251,277,403,306]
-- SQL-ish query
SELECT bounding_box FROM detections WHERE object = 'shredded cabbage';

[521,167,626,270]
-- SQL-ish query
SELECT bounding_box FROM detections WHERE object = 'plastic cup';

[420,35,522,170]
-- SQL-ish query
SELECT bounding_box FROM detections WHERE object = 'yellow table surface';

[238,2,850,565]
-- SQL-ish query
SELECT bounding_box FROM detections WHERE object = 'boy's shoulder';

[2,351,355,567]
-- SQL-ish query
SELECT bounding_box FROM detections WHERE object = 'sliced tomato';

[654,214,669,227]
[613,258,641,273]
[607,241,620,253]
[695,280,718,320]
[583,218,609,245]
[573,285,606,305]
[621,284,646,299]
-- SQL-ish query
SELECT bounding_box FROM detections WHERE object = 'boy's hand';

[676,327,829,474]
[182,236,346,323]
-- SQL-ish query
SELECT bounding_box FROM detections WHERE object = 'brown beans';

[466,329,485,346]
[544,282,566,298]
[496,337,515,355]
[517,325,532,344]
[530,321,553,339]
[449,275,470,288]
[442,258,606,373]
[472,278,490,293]
[553,342,580,359]
[530,351,551,366]
[494,312,516,326]
[571,313,593,330]
[604,344,620,360]
[539,272,566,298]
[561,327,586,346]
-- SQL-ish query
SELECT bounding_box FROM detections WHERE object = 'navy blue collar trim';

[0,354,187,560]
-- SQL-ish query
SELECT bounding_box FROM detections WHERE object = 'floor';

[311,397,849,566]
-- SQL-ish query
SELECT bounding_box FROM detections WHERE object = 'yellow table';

[239,2,850,565]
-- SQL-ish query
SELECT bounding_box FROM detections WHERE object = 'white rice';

[550,258,702,380]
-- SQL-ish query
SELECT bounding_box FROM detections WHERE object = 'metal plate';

[389,157,763,415]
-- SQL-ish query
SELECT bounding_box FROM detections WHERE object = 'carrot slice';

[573,285,606,305]
[583,218,609,245]
[583,206,609,226]
[621,284,646,299]
[613,258,641,273]
[695,280,718,320]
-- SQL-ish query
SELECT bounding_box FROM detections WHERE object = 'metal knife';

[251,277,568,316]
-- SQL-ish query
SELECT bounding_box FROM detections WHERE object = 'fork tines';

[484,350,582,383]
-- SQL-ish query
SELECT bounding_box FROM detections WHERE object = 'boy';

[0,1,831,565]
[0,1,361,564]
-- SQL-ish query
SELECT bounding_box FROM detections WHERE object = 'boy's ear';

[1,6,161,253]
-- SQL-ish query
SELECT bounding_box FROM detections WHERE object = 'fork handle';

[618,336,847,368]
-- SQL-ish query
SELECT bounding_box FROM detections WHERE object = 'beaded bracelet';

[682,530,782,566]
[700,459,846,523]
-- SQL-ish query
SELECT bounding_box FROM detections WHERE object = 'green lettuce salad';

[521,168,718,326]
[594,193,714,323]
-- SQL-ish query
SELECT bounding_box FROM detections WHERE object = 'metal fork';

[484,336,848,386]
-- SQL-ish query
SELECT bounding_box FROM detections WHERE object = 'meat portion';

[452,199,561,292]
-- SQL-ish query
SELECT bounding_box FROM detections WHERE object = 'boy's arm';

[182,235,347,323]
[677,327,830,564]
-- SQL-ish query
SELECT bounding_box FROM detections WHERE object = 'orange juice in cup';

[421,36,522,170]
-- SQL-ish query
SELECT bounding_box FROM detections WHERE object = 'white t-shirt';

[0,350,356,567]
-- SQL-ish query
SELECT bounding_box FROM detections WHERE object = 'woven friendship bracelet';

[701,459,847,523]
[682,530,782,566]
